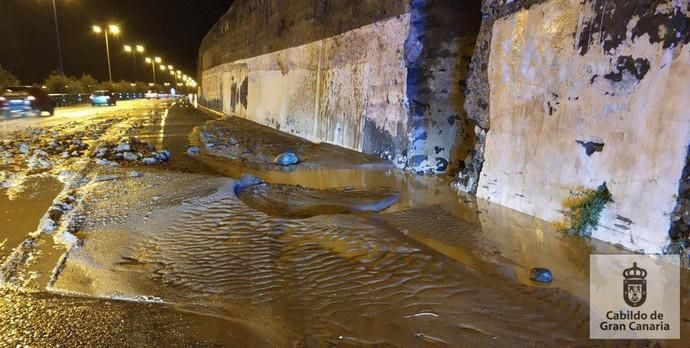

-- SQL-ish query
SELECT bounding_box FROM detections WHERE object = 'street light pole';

[104,30,112,82]
[51,0,64,74]
[92,25,120,82]
[145,57,161,86]
[135,45,144,81]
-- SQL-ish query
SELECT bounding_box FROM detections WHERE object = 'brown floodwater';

[0,175,63,267]
[2,100,689,346]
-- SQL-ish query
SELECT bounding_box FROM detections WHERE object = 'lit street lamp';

[92,24,121,82]
[124,44,144,80]
[145,56,162,85]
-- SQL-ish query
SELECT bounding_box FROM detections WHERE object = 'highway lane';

[0,99,173,133]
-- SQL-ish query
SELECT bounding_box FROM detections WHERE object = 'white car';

[145,91,159,99]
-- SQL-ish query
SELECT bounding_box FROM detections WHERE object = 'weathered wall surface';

[463,0,690,252]
[404,1,482,173]
[202,15,409,152]
[199,0,481,174]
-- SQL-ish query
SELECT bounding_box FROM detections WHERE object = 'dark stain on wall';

[576,140,605,156]
[669,144,690,248]
[240,77,248,108]
[577,0,690,56]
[404,0,482,174]
[604,56,650,82]
[361,118,406,162]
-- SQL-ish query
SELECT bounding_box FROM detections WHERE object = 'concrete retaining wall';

[199,0,690,252]
[199,0,481,174]
[461,0,690,253]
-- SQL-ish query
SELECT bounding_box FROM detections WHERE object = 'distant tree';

[94,81,113,91]
[113,80,140,93]
[0,65,20,88]
[78,74,98,93]
[133,81,149,93]
[66,78,84,93]
[44,71,72,93]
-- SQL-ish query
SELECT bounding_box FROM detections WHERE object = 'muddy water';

[54,179,589,346]
[0,175,63,265]
[23,101,689,346]
[0,288,272,347]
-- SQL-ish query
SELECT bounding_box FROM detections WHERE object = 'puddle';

[0,175,63,265]
[52,178,594,346]
[0,287,277,347]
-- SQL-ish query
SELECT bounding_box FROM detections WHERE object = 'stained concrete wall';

[199,0,481,174]
[461,0,690,253]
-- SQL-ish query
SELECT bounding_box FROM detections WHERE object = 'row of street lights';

[47,2,198,90]
[90,24,197,90]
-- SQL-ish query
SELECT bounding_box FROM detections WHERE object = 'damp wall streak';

[200,15,410,152]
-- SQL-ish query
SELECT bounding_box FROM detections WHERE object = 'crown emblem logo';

[623,262,647,307]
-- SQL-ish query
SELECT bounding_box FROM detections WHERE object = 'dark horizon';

[0,0,233,84]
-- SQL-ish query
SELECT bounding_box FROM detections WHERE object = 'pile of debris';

[93,137,171,166]
[41,192,77,233]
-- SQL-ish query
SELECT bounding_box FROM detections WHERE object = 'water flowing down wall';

[463,0,690,252]
[198,0,481,174]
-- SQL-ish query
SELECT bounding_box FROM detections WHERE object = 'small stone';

[154,149,171,162]
[41,218,57,233]
[186,146,200,156]
[95,158,120,167]
[28,155,53,170]
[70,151,79,157]
[61,151,70,159]
[123,152,139,161]
[95,147,108,158]
[129,171,143,177]
[54,231,80,248]
[115,143,131,152]
[142,157,158,165]
[530,268,553,283]
[18,143,30,154]
[274,152,299,166]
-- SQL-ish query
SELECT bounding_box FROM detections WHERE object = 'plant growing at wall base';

[560,183,613,236]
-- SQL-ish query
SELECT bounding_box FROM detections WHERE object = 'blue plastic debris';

[530,267,553,283]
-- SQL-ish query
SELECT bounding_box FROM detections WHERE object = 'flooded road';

[1,99,688,346]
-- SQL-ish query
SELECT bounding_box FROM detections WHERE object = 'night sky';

[0,0,234,84]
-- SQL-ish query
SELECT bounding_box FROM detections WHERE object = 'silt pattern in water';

[108,183,590,346]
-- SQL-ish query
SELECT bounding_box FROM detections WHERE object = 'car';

[0,86,55,117]
[90,90,117,106]
[145,90,159,99]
